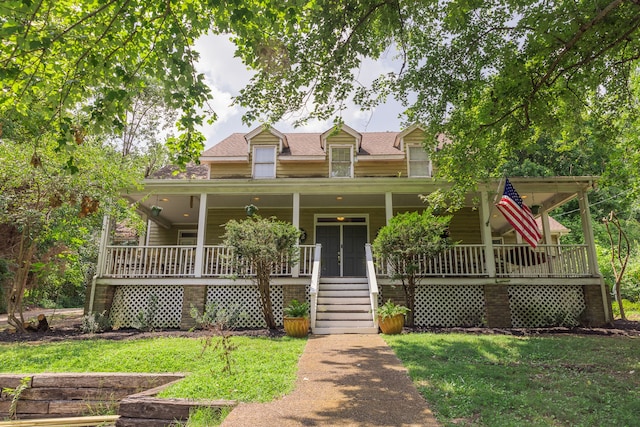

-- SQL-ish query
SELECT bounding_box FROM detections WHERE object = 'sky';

[193,34,406,149]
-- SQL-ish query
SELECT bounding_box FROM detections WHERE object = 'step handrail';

[365,243,379,329]
[309,244,322,332]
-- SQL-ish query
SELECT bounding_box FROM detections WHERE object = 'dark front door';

[317,226,341,276]
[343,225,367,276]
[316,224,367,277]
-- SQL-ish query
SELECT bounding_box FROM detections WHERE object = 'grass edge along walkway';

[384,333,640,427]
[0,336,306,403]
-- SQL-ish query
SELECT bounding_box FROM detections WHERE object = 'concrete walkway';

[221,334,440,426]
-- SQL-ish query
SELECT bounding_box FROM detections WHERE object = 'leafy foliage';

[0,111,142,328]
[376,299,410,321]
[283,299,309,318]
[81,310,113,334]
[190,303,246,373]
[0,0,219,166]
[1,376,31,420]
[222,215,300,329]
[235,0,640,194]
[373,209,452,326]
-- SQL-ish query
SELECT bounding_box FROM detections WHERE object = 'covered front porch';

[88,176,611,330]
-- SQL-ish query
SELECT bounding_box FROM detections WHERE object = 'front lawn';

[0,336,306,403]
[384,333,640,426]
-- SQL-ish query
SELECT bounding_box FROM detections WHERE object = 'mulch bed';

[1,316,638,343]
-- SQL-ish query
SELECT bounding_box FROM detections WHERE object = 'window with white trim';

[407,145,431,177]
[178,230,197,245]
[253,146,276,179]
[330,146,353,178]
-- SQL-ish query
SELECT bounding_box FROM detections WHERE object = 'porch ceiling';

[127,176,596,229]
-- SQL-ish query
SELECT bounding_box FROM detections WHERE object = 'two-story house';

[88,124,611,333]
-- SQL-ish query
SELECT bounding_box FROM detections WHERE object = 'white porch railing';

[365,244,379,328]
[494,244,590,278]
[309,244,322,332]
[102,245,317,278]
[375,245,489,277]
[375,244,591,278]
[103,246,197,278]
[102,244,591,279]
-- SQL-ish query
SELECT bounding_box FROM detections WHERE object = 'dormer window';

[253,146,276,179]
[407,145,431,177]
[330,146,353,178]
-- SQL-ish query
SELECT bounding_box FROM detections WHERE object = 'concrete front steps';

[313,277,378,334]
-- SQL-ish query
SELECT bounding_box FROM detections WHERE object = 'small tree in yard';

[373,209,452,327]
[603,211,631,320]
[222,215,300,329]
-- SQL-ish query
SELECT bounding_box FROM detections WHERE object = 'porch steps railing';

[313,278,378,335]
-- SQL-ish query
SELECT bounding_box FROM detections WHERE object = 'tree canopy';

[0,0,321,165]
[233,0,640,189]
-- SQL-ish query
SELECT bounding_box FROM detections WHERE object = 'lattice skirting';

[379,285,486,327]
[206,285,284,328]
[110,285,183,329]
[509,285,586,327]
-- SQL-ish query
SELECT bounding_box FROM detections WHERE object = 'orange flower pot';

[378,314,405,334]
[283,317,310,337]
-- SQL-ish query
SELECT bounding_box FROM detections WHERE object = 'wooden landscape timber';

[0,373,183,420]
[0,372,237,426]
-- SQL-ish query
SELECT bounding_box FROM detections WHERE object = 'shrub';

[81,310,112,333]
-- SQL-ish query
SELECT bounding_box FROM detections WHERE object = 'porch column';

[540,210,552,245]
[96,215,111,278]
[89,215,111,314]
[292,192,300,278]
[385,192,393,223]
[479,191,496,277]
[578,190,610,323]
[194,193,208,278]
[578,191,600,276]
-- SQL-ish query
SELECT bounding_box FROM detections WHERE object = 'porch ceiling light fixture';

[336,196,343,200]
[337,216,345,221]
[160,198,169,202]
[183,213,190,217]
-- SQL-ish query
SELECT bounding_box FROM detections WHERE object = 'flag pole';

[485,176,506,227]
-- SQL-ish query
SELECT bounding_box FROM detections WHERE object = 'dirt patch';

[1,309,638,343]
[407,319,640,337]
[0,308,286,343]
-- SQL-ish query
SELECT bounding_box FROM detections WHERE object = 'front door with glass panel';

[315,217,368,277]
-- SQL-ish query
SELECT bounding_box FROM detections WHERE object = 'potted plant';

[376,299,410,334]
[283,299,310,337]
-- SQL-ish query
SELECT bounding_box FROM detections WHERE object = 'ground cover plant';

[384,333,640,426]
[0,336,305,403]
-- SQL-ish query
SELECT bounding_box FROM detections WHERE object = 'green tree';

[372,209,452,327]
[222,215,300,329]
[0,111,141,331]
[232,1,640,189]
[1,0,216,166]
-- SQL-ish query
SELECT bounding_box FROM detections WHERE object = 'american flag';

[496,179,542,248]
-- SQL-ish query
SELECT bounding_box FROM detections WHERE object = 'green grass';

[384,333,640,426]
[185,406,232,427]
[0,336,306,402]
[612,299,640,321]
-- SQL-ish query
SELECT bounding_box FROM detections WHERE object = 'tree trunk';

[604,211,629,320]
[402,276,416,327]
[257,267,276,329]
[6,232,37,333]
